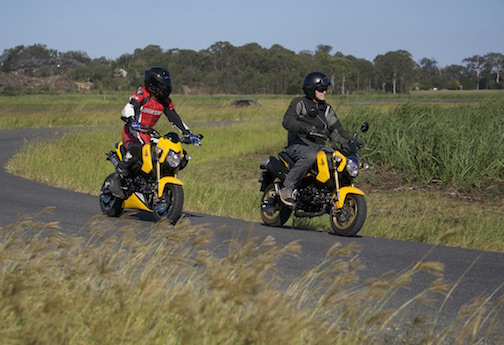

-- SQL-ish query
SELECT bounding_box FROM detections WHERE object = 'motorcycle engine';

[298,185,332,209]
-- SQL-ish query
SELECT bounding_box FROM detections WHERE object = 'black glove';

[182,133,202,146]
[355,138,364,148]
[298,125,311,135]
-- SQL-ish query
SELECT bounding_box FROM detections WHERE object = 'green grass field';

[1,91,504,344]
[3,92,504,251]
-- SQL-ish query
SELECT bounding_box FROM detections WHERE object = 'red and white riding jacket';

[121,87,191,147]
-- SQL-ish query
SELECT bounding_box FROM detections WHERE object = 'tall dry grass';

[1,210,502,344]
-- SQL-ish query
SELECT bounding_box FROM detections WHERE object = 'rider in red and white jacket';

[110,66,200,198]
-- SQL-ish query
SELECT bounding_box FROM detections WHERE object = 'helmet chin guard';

[144,67,173,99]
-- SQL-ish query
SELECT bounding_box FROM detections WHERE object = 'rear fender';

[259,155,288,191]
[266,156,288,180]
[335,186,365,209]
[259,171,276,192]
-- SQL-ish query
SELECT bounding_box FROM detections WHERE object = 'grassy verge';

[1,215,501,344]
[3,93,504,252]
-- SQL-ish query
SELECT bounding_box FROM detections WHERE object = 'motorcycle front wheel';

[330,194,367,236]
[153,184,184,223]
[260,183,292,227]
[99,173,124,217]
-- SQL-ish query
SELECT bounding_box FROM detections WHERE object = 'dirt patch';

[0,72,78,93]
[359,164,504,206]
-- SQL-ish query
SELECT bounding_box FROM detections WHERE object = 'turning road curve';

[1,127,503,337]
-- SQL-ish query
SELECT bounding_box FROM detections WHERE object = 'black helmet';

[302,71,331,99]
[144,66,172,99]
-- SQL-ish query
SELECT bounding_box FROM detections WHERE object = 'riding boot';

[109,153,135,199]
[279,187,296,207]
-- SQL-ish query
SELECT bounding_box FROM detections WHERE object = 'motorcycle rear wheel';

[330,194,366,237]
[153,184,184,223]
[99,173,124,217]
[260,183,292,227]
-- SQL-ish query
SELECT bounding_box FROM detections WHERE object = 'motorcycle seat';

[279,151,319,177]
[278,151,294,167]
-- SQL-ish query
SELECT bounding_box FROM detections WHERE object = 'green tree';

[418,57,440,89]
[0,44,57,71]
[483,52,504,89]
[374,50,416,94]
[352,58,376,92]
[463,55,486,90]
[265,44,299,94]
[201,41,236,93]
[331,57,353,95]
[59,51,91,64]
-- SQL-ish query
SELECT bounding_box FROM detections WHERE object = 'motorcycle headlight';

[346,156,360,178]
[166,150,181,168]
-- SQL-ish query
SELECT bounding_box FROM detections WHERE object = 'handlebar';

[129,121,203,146]
[308,131,327,138]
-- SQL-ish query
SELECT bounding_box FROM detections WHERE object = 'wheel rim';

[331,195,358,230]
[154,189,173,218]
[261,188,284,221]
[100,181,116,211]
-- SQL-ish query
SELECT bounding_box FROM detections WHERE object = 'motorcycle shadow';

[115,210,186,224]
[259,222,363,238]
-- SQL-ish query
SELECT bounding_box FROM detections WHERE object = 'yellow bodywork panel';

[335,186,365,209]
[315,151,331,183]
[334,151,347,173]
[123,193,151,212]
[158,137,183,163]
[158,176,183,198]
[141,144,153,174]
[115,142,124,160]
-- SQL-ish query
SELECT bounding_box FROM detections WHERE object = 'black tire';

[99,173,124,217]
[329,194,367,237]
[260,183,292,227]
[153,184,184,223]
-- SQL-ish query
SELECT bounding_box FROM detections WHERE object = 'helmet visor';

[319,76,331,87]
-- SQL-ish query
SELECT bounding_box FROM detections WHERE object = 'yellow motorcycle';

[100,127,202,222]
[259,122,369,236]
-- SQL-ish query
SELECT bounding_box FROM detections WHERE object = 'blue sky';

[1,0,502,67]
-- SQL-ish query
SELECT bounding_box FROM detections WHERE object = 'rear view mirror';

[360,122,369,133]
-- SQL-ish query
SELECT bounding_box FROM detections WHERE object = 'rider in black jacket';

[279,71,363,206]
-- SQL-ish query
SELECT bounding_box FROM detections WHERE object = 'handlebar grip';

[309,131,326,138]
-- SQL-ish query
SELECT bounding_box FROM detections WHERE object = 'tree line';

[1,42,503,95]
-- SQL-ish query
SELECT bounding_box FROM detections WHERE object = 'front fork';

[332,154,342,208]
[331,154,366,210]
[331,155,365,211]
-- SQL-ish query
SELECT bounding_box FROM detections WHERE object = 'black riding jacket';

[282,96,352,148]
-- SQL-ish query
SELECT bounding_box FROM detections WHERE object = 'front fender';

[335,186,365,209]
[158,176,183,198]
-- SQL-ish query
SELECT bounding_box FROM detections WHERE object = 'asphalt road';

[1,127,503,338]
